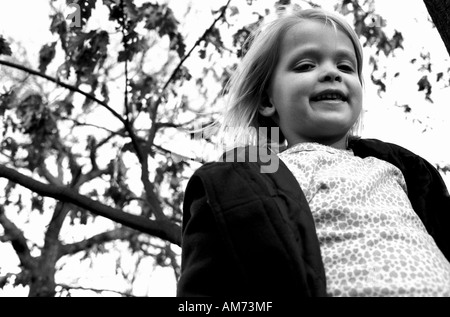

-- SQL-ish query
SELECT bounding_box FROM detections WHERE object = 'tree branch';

[110,0,166,221]
[0,164,181,245]
[423,0,450,57]
[120,0,132,123]
[129,2,231,221]
[66,117,127,137]
[57,283,136,297]
[0,60,165,221]
[44,202,69,256]
[147,0,232,147]
[0,205,35,268]
[165,243,181,281]
[37,166,63,186]
[0,59,126,125]
[58,228,135,257]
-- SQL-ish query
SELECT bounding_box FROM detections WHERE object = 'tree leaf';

[205,27,224,53]
[0,35,12,56]
[50,13,67,36]
[390,31,404,50]
[39,42,57,73]
[67,0,97,24]
[31,194,44,214]
[417,75,431,91]
[0,275,10,289]
[0,89,16,115]
[371,74,386,96]
[417,75,433,103]
[170,32,186,58]
[229,6,239,17]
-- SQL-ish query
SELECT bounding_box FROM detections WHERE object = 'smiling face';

[261,20,363,149]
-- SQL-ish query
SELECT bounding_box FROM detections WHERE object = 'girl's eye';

[338,64,355,72]
[294,63,315,72]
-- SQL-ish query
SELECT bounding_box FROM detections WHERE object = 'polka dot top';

[278,142,450,297]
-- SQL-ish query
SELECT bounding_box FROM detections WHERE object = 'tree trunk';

[28,260,57,297]
[423,0,450,57]
[28,202,68,297]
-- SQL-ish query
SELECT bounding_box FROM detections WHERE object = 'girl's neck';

[287,136,349,150]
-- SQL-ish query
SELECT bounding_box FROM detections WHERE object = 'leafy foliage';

[0,35,12,56]
[0,0,234,297]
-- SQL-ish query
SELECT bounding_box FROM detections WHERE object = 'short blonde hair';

[217,8,364,150]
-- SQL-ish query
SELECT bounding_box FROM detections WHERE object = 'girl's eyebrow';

[334,49,358,64]
[287,46,357,64]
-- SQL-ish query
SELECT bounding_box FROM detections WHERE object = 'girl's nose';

[319,66,342,83]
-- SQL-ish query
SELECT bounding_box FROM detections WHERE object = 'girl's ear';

[258,95,276,117]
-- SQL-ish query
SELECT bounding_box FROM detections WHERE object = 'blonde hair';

[216,8,364,151]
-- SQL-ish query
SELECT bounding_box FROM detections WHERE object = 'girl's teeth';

[317,94,341,100]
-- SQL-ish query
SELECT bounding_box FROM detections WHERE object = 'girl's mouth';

[311,90,348,102]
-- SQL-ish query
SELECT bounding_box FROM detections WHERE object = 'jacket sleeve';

[406,153,450,261]
[176,170,241,297]
[176,192,219,297]
[383,141,450,261]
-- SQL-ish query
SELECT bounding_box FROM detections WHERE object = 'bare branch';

[57,283,137,297]
[66,118,126,136]
[38,166,63,186]
[165,243,181,281]
[108,1,166,221]
[59,228,135,257]
[154,121,192,130]
[0,206,35,268]
[147,0,232,146]
[120,0,132,122]
[0,164,181,245]
[0,59,126,125]
[160,0,231,102]
[44,202,69,251]
[121,2,231,222]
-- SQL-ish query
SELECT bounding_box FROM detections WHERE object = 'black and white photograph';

[0,0,449,303]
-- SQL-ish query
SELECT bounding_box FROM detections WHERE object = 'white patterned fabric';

[278,142,450,297]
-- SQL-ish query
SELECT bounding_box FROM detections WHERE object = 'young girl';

[176,8,450,297]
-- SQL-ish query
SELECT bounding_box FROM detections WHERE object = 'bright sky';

[1,0,450,297]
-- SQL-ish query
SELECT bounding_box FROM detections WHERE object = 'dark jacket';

[176,138,450,297]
